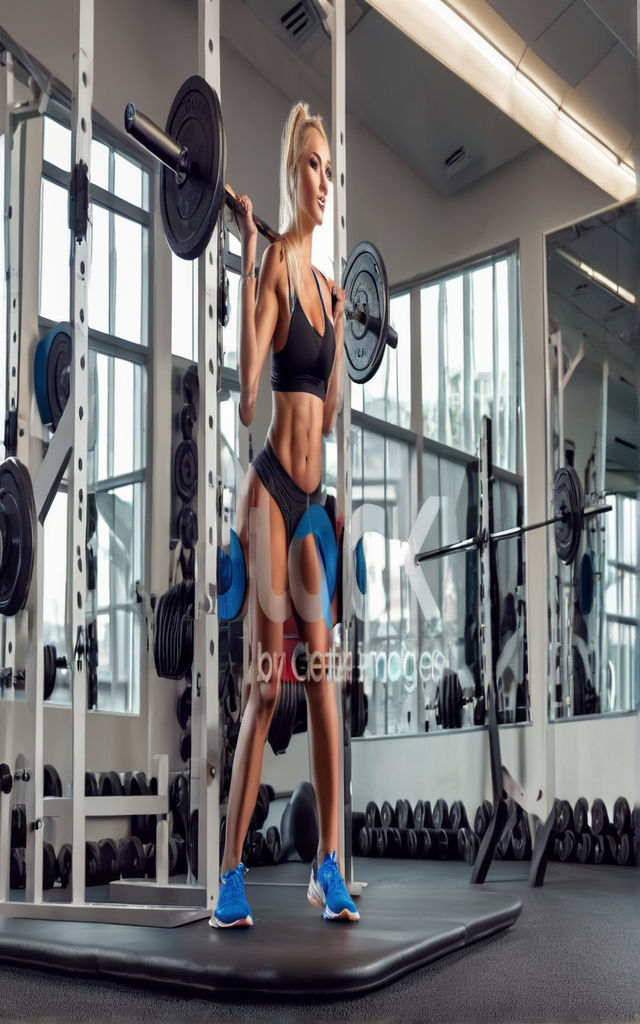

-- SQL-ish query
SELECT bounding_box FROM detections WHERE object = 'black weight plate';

[613,796,631,837]
[364,800,381,829]
[380,800,396,828]
[11,805,26,848]
[174,439,198,502]
[188,809,199,879]
[591,798,609,836]
[358,825,373,856]
[98,770,123,796]
[0,762,12,795]
[578,552,594,615]
[177,505,198,550]
[432,798,449,830]
[43,763,63,798]
[161,76,225,260]
[99,838,119,883]
[449,800,469,831]
[85,840,102,885]
[342,241,390,384]
[57,843,73,886]
[0,458,36,616]
[574,796,589,834]
[553,466,583,566]
[10,849,26,890]
[43,644,57,700]
[180,402,197,441]
[43,841,58,890]
[176,685,192,729]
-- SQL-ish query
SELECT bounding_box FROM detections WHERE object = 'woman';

[212,102,359,928]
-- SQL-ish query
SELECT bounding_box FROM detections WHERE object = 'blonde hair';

[278,101,329,301]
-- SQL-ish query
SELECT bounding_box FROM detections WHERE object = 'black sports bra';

[271,269,335,401]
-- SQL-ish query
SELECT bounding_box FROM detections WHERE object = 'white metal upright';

[192,0,222,915]
[329,0,356,886]
[68,0,93,906]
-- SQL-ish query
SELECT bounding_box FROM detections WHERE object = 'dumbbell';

[413,800,433,831]
[116,836,146,879]
[98,771,123,796]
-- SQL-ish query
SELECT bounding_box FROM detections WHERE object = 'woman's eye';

[326,168,333,181]
[310,158,318,170]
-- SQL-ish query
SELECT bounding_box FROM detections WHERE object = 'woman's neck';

[289,226,314,268]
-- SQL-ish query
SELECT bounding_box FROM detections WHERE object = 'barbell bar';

[415,466,611,568]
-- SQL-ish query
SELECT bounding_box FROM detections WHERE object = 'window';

[604,494,639,712]
[352,247,525,737]
[421,250,520,472]
[39,115,149,713]
[351,425,415,734]
[351,292,411,429]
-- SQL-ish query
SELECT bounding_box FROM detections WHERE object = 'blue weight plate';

[218,528,246,622]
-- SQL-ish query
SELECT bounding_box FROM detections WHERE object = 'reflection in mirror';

[546,201,639,718]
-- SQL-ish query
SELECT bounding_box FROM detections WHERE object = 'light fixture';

[365,0,636,202]
[556,247,636,306]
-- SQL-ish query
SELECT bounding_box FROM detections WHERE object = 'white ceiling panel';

[583,0,637,54]
[483,0,573,46]
[531,1,618,86]
[563,42,636,157]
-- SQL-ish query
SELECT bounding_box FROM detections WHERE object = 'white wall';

[1,0,637,825]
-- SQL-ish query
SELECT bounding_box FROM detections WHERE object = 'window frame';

[38,110,153,716]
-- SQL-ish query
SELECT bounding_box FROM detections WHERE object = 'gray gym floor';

[0,858,638,1023]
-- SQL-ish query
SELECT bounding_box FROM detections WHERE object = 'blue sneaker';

[307,851,360,922]
[211,863,253,928]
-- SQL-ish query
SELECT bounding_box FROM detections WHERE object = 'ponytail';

[278,101,328,301]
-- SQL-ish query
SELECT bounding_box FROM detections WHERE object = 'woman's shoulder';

[260,240,288,282]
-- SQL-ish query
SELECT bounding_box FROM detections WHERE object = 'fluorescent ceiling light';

[557,247,636,306]
[366,0,636,202]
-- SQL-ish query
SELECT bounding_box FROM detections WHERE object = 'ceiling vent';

[242,0,328,53]
[444,145,473,178]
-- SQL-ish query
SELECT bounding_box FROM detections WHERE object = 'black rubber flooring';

[0,860,521,997]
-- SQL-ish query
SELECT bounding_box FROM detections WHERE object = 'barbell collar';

[344,310,398,350]
[124,103,189,184]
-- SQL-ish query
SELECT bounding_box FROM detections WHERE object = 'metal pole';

[193,0,221,918]
[69,0,93,905]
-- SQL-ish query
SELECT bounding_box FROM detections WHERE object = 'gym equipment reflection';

[546,200,639,719]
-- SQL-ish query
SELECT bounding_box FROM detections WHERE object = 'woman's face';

[296,127,332,232]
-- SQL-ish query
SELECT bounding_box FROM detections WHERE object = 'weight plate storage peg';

[0,458,37,616]
[159,76,226,260]
[342,241,397,384]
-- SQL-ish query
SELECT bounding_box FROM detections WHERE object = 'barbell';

[124,75,397,384]
[415,466,611,568]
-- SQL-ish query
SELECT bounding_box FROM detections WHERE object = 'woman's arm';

[322,280,346,435]
[234,193,281,426]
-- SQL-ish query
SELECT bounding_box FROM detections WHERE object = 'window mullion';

[462,272,473,452]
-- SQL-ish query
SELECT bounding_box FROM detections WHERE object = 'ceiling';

[229,0,637,198]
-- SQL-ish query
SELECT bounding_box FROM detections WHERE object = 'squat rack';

[0,0,355,923]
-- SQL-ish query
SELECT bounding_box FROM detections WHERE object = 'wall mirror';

[546,200,639,718]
